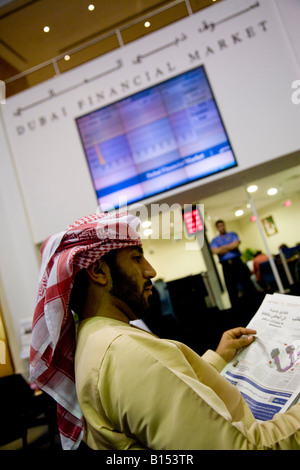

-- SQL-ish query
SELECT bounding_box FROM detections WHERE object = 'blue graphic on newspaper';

[224,370,293,421]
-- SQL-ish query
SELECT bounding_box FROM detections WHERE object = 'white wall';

[0,109,40,372]
[275,0,300,68]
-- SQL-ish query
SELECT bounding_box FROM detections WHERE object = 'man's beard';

[109,265,152,318]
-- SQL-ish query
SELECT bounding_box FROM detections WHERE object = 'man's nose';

[143,259,157,279]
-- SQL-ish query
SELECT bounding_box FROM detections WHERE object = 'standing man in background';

[210,220,255,309]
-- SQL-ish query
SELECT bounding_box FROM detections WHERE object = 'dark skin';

[81,246,256,363]
[216,327,256,363]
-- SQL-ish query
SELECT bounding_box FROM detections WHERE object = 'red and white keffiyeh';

[29,212,142,450]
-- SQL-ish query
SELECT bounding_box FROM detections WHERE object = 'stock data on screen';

[76,66,237,209]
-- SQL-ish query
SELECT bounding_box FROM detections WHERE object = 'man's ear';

[86,259,109,285]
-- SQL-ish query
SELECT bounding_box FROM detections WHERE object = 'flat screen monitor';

[76,65,237,210]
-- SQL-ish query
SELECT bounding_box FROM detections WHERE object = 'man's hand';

[216,327,256,363]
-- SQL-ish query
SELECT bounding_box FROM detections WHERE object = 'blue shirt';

[210,231,241,262]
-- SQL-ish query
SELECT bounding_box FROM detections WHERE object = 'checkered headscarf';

[29,212,142,450]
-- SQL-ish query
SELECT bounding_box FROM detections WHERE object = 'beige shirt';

[75,316,300,450]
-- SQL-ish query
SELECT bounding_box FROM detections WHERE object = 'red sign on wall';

[183,207,204,234]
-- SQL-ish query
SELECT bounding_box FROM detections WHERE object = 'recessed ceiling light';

[143,228,153,237]
[144,21,151,28]
[235,209,244,217]
[141,220,152,228]
[64,55,70,61]
[247,184,258,193]
[43,26,50,33]
[267,187,278,196]
[88,4,95,11]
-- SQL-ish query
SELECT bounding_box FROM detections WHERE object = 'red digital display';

[183,208,204,234]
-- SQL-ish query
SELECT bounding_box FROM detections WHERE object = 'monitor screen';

[76,65,237,210]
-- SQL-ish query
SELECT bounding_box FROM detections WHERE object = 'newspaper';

[220,293,300,421]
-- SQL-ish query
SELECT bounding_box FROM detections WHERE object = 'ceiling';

[0,0,299,224]
[0,0,217,95]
